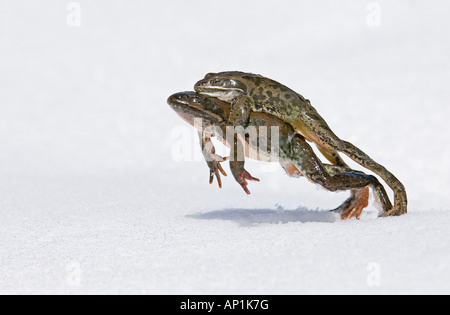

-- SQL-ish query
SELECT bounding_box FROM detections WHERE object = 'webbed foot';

[235,170,260,195]
[332,187,370,220]
[207,155,228,188]
[230,159,260,195]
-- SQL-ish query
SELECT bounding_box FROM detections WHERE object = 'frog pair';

[168,72,407,219]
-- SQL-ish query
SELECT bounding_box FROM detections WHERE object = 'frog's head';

[167,91,229,127]
[194,72,253,102]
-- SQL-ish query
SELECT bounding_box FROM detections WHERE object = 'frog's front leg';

[198,131,227,188]
[229,95,253,127]
[229,133,259,195]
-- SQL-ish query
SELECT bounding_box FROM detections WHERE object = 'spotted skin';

[194,72,407,217]
[167,92,388,219]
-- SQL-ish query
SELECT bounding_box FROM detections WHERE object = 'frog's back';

[245,75,310,122]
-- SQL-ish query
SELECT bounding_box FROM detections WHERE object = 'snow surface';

[1,0,450,294]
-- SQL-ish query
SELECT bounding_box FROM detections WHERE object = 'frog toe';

[375,193,408,218]
[382,205,408,217]
[208,160,227,189]
[236,170,260,195]
[332,187,370,220]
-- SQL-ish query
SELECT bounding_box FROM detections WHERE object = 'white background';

[0,0,449,294]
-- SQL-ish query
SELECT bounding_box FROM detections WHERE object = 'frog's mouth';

[168,95,204,116]
[168,93,223,126]
[195,87,244,102]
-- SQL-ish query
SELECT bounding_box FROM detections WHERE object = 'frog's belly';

[218,134,286,163]
[242,134,297,163]
[280,161,304,178]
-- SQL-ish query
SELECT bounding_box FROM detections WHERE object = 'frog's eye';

[211,79,222,85]
[190,96,203,103]
[224,80,234,88]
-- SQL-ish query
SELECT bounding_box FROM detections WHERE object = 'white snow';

[0,0,449,294]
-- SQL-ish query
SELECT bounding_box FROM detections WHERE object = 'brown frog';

[194,72,407,217]
[167,91,390,219]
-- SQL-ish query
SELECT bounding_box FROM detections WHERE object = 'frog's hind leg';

[281,157,371,220]
[321,163,371,220]
[295,118,407,217]
[339,141,407,217]
[280,161,303,178]
[281,161,371,219]
[333,188,370,220]
[316,145,349,170]
[323,140,406,217]
[315,145,371,219]
[283,134,393,218]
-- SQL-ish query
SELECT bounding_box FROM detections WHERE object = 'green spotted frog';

[194,72,407,217]
[168,91,393,219]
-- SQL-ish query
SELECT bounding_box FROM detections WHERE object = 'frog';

[194,72,407,217]
[167,91,393,220]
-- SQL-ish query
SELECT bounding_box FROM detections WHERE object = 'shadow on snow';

[187,207,338,226]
